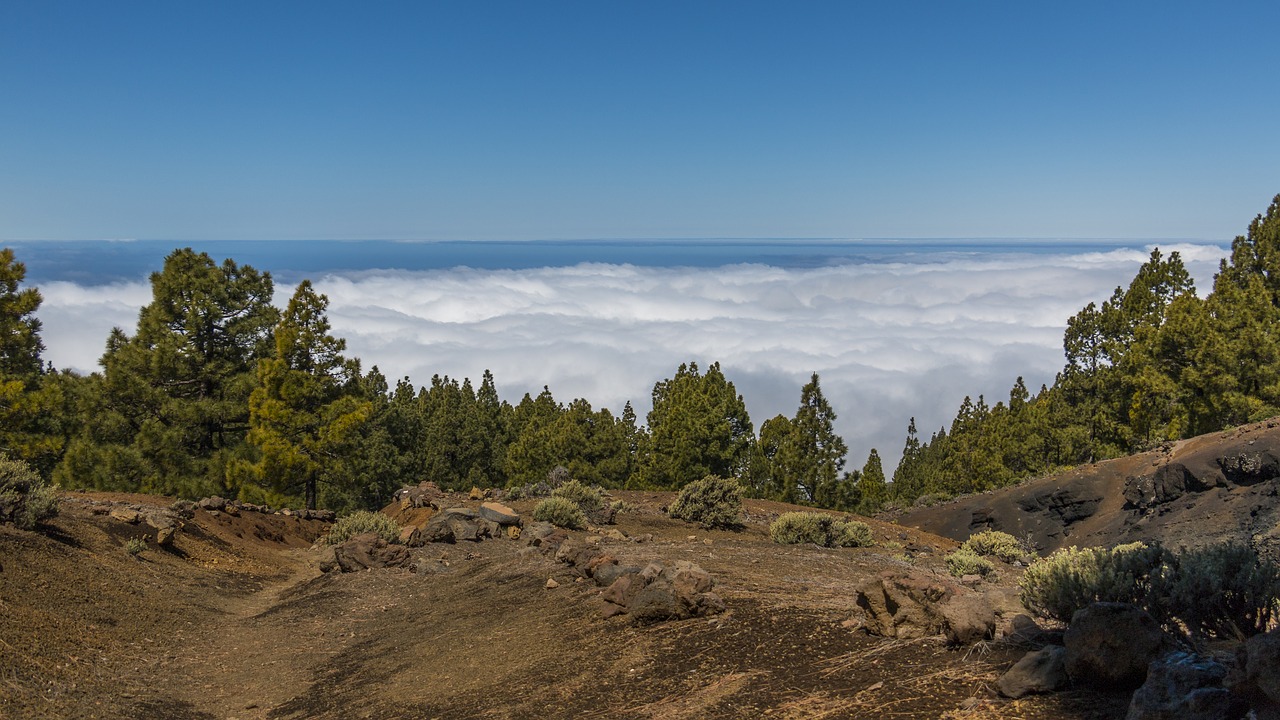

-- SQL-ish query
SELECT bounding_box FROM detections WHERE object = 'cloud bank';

[36,243,1229,473]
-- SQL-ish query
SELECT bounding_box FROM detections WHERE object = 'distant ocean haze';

[19,239,1230,473]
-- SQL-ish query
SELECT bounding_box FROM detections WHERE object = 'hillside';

[0,489,1135,719]
[898,417,1280,559]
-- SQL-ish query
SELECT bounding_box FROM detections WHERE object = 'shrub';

[667,475,743,529]
[0,455,58,531]
[834,520,874,548]
[771,512,834,545]
[551,480,604,517]
[946,546,997,578]
[770,512,874,548]
[962,530,1026,563]
[124,537,147,556]
[1019,542,1167,623]
[1159,543,1280,640]
[913,492,950,508]
[533,496,587,530]
[324,510,401,545]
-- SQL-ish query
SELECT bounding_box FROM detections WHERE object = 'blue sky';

[2,1,1277,241]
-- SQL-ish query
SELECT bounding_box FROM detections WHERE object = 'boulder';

[419,514,456,544]
[395,482,443,509]
[478,502,521,526]
[855,571,955,639]
[1064,602,1171,690]
[398,525,422,547]
[156,526,177,548]
[109,508,143,524]
[599,560,723,623]
[939,593,996,646]
[1235,628,1280,706]
[198,496,227,512]
[593,563,641,588]
[145,512,175,530]
[998,646,1068,698]
[326,533,411,573]
[1126,651,1243,720]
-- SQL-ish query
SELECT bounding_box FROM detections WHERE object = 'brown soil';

[1,491,1129,719]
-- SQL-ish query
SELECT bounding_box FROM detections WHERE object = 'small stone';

[545,578,560,589]
[156,526,177,547]
[703,539,714,546]
[469,486,484,500]
[110,508,143,524]
[507,525,522,540]
[687,535,697,541]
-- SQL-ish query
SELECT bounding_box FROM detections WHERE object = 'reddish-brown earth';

[1,486,1143,719]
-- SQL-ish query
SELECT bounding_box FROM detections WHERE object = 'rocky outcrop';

[406,506,523,546]
[320,533,411,573]
[898,418,1280,558]
[855,570,1017,645]
[1126,651,1244,720]
[1064,603,1172,690]
[550,541,725,622]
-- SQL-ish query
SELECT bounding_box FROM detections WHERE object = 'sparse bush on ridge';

[551,480,604,517]
[946,546,997,578]
[667,475,743,529]
[769,512,874,548]
[533,496,587,530]
[324,510,401,545]
[962,530,1027,563]
[0,455,58,531]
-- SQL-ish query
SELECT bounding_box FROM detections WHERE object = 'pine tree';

[56,248,278,496]
[635,362,753,489]
[857,449,886,513]
[242,280,371,509]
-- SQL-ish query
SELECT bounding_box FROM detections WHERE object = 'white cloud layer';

[36,243,1229,474]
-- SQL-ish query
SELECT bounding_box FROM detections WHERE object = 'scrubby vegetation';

[324,510,401,545]
[667,475,743,529]
[1020,540,1280,640]
[961,530,1027,563]
[769,512,874,548]
[945,546,997,578]
[0,455,58,531]
[533,496,587,530]
[551,479,604,517]
[124,537,147,556]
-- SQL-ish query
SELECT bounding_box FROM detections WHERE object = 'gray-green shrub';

[0,455,58,531]
[1020,540,1280,640]
[1019,542,1165,623]
[667,475,743,529]
[770,512,875,548]
[551,479,604,517]
[834,519,874,548]
[946,546,997,578]
[1159,542,1280,640]
[324,510,401,545]
[962,530,1026,563]
[533,496,587,530]
[124,537,147,556]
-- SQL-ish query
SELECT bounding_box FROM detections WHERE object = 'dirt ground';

[1,491,1130,719]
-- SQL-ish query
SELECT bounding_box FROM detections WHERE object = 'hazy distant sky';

[2,1,1277,242]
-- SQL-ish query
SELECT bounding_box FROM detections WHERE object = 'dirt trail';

[3,490,1135,719]
[160,549,326,720]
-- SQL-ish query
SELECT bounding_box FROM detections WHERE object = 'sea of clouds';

[35,243,1229,472]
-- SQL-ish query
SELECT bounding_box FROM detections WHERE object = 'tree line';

[0,248,884,513]
[891,194,1280,504]
[5,193,1275,513]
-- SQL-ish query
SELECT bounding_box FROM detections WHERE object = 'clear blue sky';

[2,1,1277,241]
